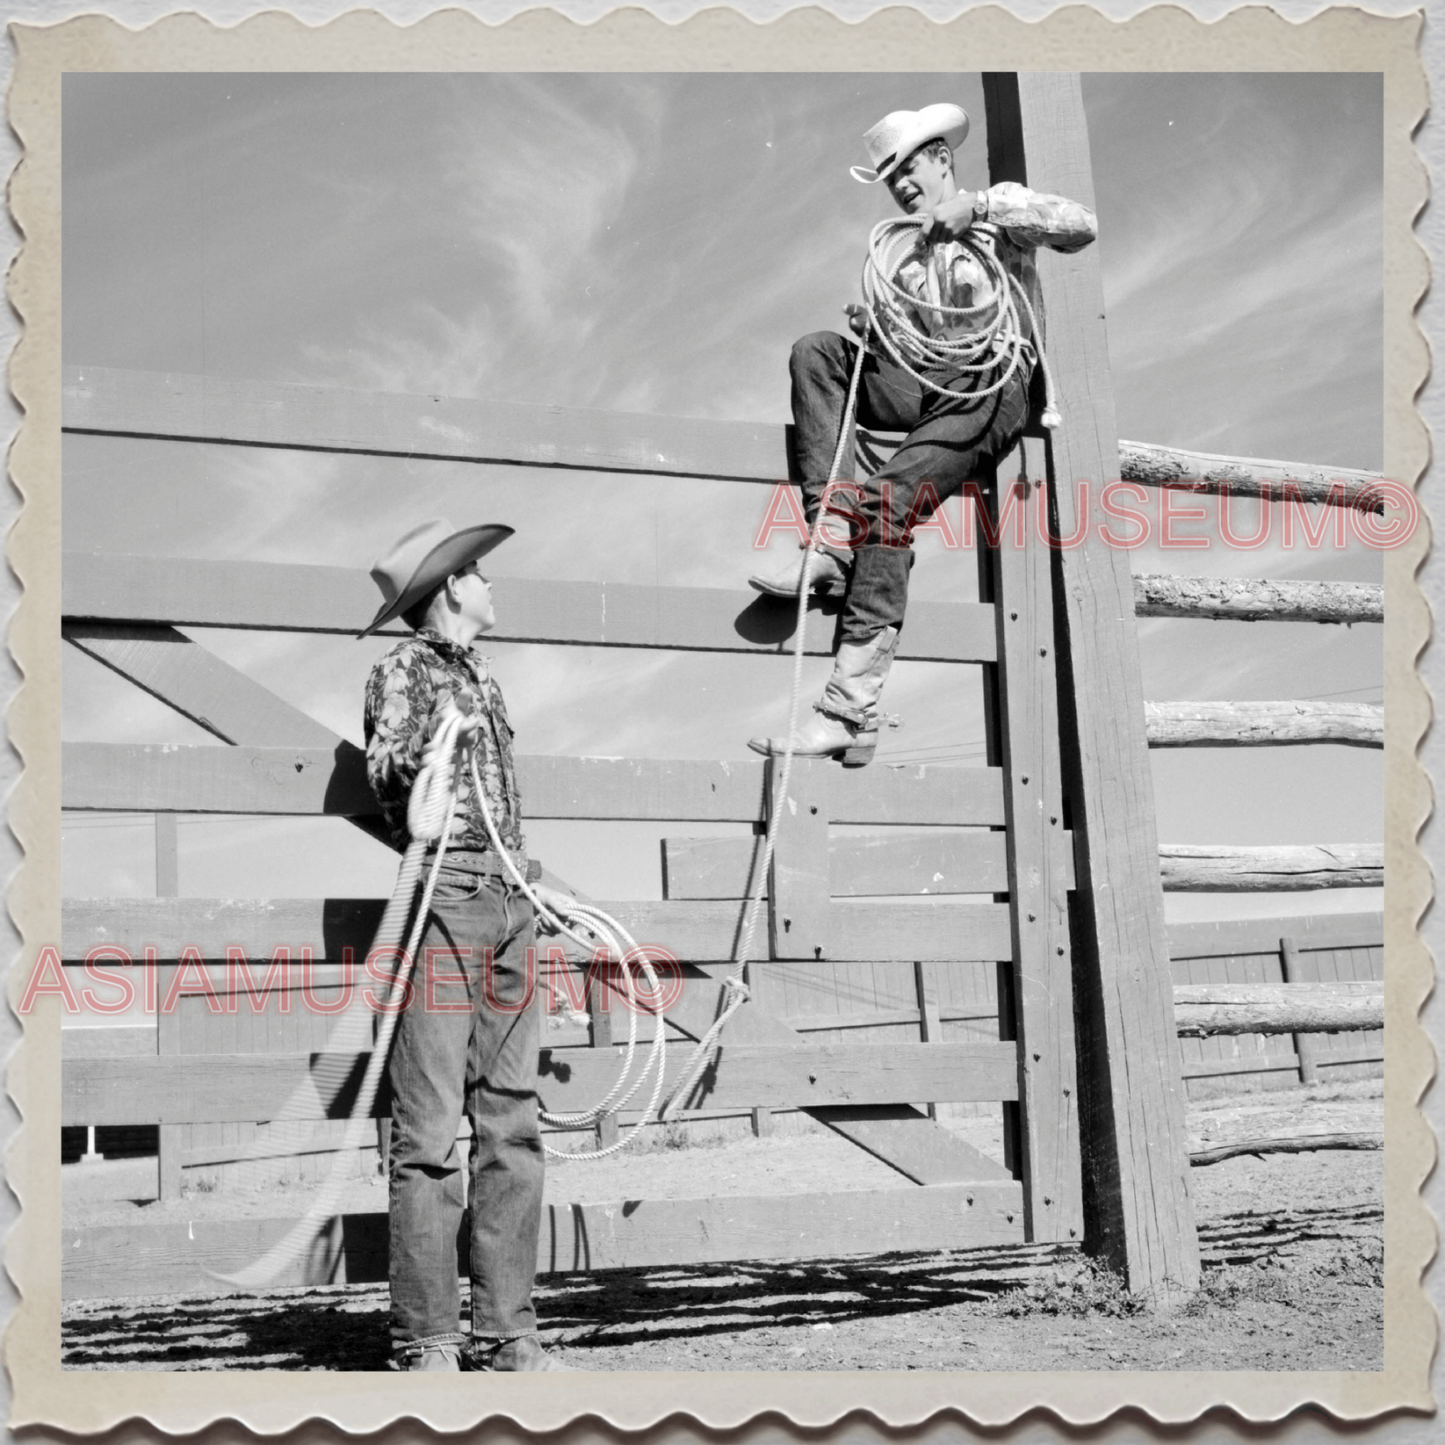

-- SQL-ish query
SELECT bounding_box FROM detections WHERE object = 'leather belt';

[425,847,542,883]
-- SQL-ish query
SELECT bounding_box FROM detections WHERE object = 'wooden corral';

[58,73,1383,1305]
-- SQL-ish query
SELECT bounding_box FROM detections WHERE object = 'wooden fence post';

[983,71,1200,1300]
[989,447,1084,1244]
[1280,936,1321,1084]
[155,812,183,1202]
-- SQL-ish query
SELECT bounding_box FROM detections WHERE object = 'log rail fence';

[57,74,1383,1306]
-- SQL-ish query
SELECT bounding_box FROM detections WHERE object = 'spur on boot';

[749,544,851,599]
[748,705,880,766]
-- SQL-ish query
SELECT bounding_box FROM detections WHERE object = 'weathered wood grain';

[61,1181,1026,1300]
[994,70,1198,1298]
[62,1040,1021,1124]
[1172,981,1383,1036]
[1188,1133,1382,1166]
[1118,440,1384,513]
[62,552,995,662]
[1158,844,1383,892]
[60,896,1014,964]
[1133,574,1383,624]
[766,757,831,961]
[988,437,1083,1245]
[1145,700,1383,748]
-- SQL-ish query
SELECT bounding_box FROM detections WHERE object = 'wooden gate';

[57,73,1384,1305]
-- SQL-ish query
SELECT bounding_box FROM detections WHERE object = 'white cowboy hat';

[850,103,970,185]
[358,518,513,638]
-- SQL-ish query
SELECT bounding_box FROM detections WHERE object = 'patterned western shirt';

[363,627,526,859]
[886,181,1098,365]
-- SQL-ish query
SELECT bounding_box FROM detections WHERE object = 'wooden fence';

[58,73,1383,1304]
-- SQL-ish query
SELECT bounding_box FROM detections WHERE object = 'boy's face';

[885,143,954,215]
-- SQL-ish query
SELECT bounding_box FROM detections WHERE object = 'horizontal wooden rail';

[61,1181,1026,1299]
[1133,574,1383,624]
[1181,1042,1382,1082]
[1172,981,1383,1037]
[1144,700,1383,748]
[1158,844,1382,892]
[61,1041,1020,1125]
[64,368,1373,512]
[664,829,1075,899]
[62,554,995,663]
[1117,440,1384,514]
[61,744,1007,826]
[1163,912,1381,960]
[60,895,1016,964]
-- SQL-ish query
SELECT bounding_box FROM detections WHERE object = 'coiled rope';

[861,216,1060,429]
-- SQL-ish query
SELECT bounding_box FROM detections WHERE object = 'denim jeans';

[387,871,543,1348]
[790,329,1032,643]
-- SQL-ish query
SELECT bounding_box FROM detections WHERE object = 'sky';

[59,71,1385,924]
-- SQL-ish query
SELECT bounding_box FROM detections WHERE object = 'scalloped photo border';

[4,4,1432,1433]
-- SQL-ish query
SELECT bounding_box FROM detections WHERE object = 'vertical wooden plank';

[154,811,182,1199]
[767,757,831,961]
[995,960,1021,1179]
[913,960,943,1120]
[984,71,1198,1298]
[156,963,182,1201]
[1281,938,1321,1085]
[990,440,1083,1244]
[750,961,774,1137]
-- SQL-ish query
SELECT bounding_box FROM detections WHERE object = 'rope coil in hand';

[861,216,1060,429]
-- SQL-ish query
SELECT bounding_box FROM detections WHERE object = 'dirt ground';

[61,1080,1384,1372]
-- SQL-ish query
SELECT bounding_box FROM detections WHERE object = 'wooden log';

[1172,981,1383,1037]
[62,552,995,663]
[1188,1133,1383,1167]
[61,1180,1026,1300]
[61,1040,1021,1125]
[60,896,1015,964]
[1158,844,1383,892]
[1144,700,1383,748]
[1117,440,1385,513]
[990,70,1198,1299]
[1133,574,1383,624]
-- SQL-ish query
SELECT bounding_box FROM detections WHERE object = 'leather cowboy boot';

[748,626,900,766]
[748,543,853,599]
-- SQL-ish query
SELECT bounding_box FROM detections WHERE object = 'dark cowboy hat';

[357,518,513,639]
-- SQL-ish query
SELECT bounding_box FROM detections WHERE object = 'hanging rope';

[861,216,1061,429]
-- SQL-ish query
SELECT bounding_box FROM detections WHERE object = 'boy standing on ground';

[361,518,572,1372]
